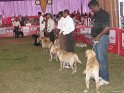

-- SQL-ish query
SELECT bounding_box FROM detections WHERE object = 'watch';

[35,0,40,5]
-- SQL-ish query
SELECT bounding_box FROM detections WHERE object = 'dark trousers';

[49,30,55,43]
[14,26,19,37]
[32,34,41,46]
[14,26,24,38]
[65,32,74,52]
[59,34,66,50]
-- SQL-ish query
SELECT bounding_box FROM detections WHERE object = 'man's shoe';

[99,78,109,86]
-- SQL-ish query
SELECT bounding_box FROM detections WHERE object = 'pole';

[51,0,53,15]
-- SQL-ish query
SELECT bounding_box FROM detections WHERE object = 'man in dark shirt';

[88,0,110,86]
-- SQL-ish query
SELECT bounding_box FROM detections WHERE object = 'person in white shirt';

[12,18,21,38]
[47,13,55,43]
[38,12,45,37]
[57,11,66,50]
[62,9,75,52]
[11,16,16,23]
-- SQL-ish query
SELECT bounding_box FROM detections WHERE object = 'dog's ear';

[92,50,96,56]
[85,49,90,57]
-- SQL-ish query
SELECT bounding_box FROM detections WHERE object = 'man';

[46,13,55,43]
[60,9,75,68]
[57,11,66,50]
[63,9,75,52]
[88,0,110,86]
[38,12,45,37]
[12,18,21,38]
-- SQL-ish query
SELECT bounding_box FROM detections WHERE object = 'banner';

[108,29,119,54]
[122,33,124,48]
[0,15,2,26]
[118,29,124,56]
[109,30,116,44]
[40,0,47,13]
[22,27,29,32]
[0,28,5,34]
[0,26,38,38]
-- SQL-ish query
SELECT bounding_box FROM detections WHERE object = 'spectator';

[57,11,66,50]
[63,9,75,52]
[38,12,45,37]
[12,18,21,38]
[46,13,55,43]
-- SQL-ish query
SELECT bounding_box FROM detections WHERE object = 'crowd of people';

[35,9,75,53]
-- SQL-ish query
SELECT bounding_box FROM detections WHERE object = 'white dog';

[49,39,60,61]
[84,49,100,93]
[54,48,82,74]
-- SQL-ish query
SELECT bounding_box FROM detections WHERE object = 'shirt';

[63,15,75,35]
[57,17,66,34]
[12,21,20,27]
[47,18,55,33]
[39,16,45,31]
[91,8,110,37]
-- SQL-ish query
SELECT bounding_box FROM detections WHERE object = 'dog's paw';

[49,59,53,61]
[84,90,88,93]
[59,69,62,71]
[72,71,76,74]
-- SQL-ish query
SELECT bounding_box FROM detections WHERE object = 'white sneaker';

[64,65,71,68]
[99,78,109,86]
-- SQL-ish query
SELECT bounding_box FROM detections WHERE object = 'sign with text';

[22,27,29,32]
[0,28,5,34]
[109,30,116,44]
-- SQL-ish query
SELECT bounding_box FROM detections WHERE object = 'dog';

[84,49,100,93]
[54,48,82,74]
[40,37,53,51]
[17,31,24,38]
[54,38,59,45]
[37,37,50,43]
[49,39,60,61]
[49,44,60,61]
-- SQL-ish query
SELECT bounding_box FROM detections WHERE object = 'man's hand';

[92,35,100,41]
[60,31,64,35]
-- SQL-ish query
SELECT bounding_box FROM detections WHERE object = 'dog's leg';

[59,61,63,71]
[95,75,100,93]
[84,74,90,93]
[49,52,53,61]
[55,55,59,62]
[74,62,77,73]
[70,62,75,74]
[63,62,66,69]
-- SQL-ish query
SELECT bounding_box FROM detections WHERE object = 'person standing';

[63,9,75,52]
[46,13,55,43]
[38,12,45,37]
[12,18,21,38]
[88,0,110,86]
[57,11,66,50]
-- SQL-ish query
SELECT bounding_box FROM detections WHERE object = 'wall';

[98,0,119,28]
[0,0,90,17]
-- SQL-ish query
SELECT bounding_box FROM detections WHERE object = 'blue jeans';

[93,35,109,81]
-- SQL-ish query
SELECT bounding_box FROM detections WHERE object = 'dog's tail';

[74,54,82,64]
